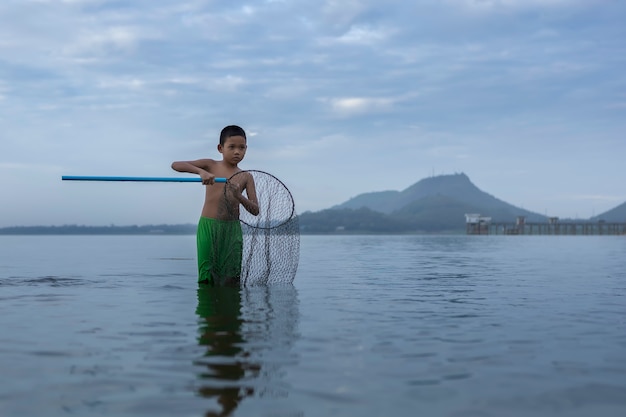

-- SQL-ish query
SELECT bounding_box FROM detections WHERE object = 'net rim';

[227,169,296,230]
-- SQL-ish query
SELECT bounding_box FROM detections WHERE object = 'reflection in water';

[195,284,300,417]
[195,286,253,416]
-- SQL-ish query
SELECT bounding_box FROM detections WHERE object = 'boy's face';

[218,135,247,165]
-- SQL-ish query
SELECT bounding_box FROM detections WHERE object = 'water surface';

[1,235,625,416]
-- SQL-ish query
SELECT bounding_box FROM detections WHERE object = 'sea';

[0,234,625,417]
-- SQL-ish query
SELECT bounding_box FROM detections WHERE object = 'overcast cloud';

[1,0,624,226]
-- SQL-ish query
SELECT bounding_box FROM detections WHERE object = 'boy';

[171,125,259,286]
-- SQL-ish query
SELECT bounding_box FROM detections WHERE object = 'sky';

[1,0,625,227]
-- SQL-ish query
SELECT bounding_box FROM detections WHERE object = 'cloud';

[334,25,392,45]
[446,0,587,12]
[208,75,247,92]
[60,26,156,61]
[96,77,146,90]
[323,96,395,115]
[27,0,105,4]
[322,0,369,27]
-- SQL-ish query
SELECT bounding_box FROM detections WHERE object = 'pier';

[465,214,626,236]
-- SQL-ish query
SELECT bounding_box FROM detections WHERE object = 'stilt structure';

[465,214,626,235]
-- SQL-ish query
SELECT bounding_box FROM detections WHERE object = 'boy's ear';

[217,144,223,153]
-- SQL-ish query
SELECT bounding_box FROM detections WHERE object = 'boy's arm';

[171,159,216,185]
[241,177,259,216]
[228,175,259,216]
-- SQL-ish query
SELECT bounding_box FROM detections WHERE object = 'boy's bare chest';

[211,163,240,180]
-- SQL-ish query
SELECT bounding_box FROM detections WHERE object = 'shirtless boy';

[171,125,259,286]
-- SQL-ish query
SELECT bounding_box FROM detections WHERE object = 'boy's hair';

[219,125,247,145]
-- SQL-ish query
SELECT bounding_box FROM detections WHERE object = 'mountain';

[592,201,626,222]
[334,173,546,222]
[300,173,548,233]
[390,194,485,231]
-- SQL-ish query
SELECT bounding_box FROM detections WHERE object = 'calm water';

[0,234,625,417]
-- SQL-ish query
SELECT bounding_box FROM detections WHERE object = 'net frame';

[219,170,300,286]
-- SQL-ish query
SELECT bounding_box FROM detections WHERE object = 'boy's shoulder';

[196,158,217,168]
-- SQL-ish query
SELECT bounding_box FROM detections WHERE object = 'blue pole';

[62,175,227,183]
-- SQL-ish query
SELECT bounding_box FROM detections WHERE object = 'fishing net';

[219,170,300,286]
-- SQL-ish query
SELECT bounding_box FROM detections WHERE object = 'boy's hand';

[225,181,242,197]
[199,171,216,185]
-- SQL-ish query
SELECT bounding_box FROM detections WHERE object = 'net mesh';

[220,170,300,286]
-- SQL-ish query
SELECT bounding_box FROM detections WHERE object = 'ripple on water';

[0,276,88,287]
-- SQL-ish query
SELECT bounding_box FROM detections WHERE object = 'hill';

[334,173,546,221]
[592,201,626,222]
[301,173,547,233]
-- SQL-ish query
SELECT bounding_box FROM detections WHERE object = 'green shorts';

[196,217,243,286]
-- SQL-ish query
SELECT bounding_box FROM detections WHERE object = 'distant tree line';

[0,224,197,235]
[298,208,407,233]
[1,207,469,235]
[298,206,466,234]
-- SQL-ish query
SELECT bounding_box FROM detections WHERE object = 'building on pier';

[465,213,492,235]
[465,214,626,235]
